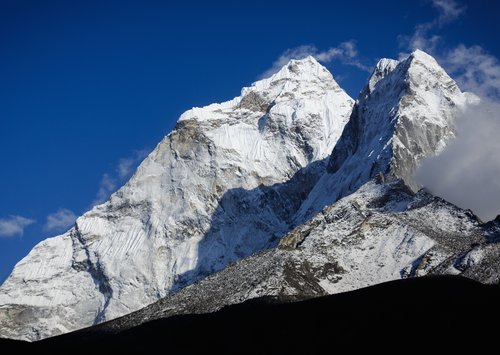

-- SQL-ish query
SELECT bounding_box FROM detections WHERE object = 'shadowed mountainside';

[1,275,498,353]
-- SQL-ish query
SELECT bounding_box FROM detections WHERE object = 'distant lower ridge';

[1,275,498,353]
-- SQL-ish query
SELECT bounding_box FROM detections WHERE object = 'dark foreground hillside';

[1,276,498,354]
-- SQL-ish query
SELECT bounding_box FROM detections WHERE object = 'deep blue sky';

[1,0,499,282]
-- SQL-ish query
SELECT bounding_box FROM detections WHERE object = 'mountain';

[0,56,354,341]
[1,50,497,343]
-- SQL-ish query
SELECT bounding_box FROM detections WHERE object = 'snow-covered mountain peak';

[179,55,345,123]
[367,58,399,93]
[296,50,477,221]
[408,48,438,63]
[251,55,335,90]
[367,49,463,100]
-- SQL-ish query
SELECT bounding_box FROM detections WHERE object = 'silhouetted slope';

[1,276,498,353]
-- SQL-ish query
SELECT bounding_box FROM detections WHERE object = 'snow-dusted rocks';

[295,50,479,223]
[96,179,499,333]
[0,56,353,341]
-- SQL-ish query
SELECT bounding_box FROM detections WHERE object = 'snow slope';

[97,179,500,333]
[0,56,353,341]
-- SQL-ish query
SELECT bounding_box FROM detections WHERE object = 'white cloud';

[117,149,149,180]
[431,0,466,25]
[260,45,317,79]
[316,41,371,72]
[92,149,150,207]
[0,215,35,238]
[118,158,135,180]
[261,41,370,79]
[443,45,500,100]
[416,100,500,221]
[45,208,77,232]
[400,0,466,56]
[92,173,117,206]
[402,32,441,58]
[314,41,357,62]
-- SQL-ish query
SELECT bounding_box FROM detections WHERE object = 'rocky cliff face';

[0,56,354,341]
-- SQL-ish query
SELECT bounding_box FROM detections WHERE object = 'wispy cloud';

[92,173,117,206]
[444,45,500,100]
[0,215,35,238]
[117,149,149,180]
[416,100,500,221]
[44,208,77,232]
[431,0,466,25]
[261,41,370,79]
[315,41,371,72]
[400,0,466,55]
[92,149,150,207]
[261,45,316,79]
